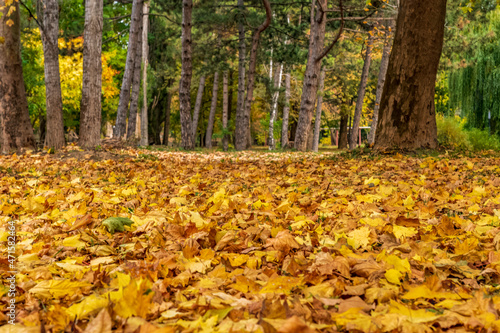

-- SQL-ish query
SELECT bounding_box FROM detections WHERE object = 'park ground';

[1,144,500,332]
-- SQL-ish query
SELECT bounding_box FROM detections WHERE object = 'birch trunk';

[268,63,282,150]
[163,90,172,146]
[191,75,206,142]
[0,1,35,152]
[79,0,103,149]
[222,71,229,151]
[179,0,194,149]
[206,72,219,149]
[349,33,374,150]
[114,0,143,139]
[38,0,65,149]
[139,1,149,146]
[127,7,144,139]
[281,71,291,149]
[234,0,246,150]
[312,68,326,152]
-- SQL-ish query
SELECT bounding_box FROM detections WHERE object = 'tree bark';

[374,1,446,150]
[163,89,172,146]
[268,63,282,150]
[312,67,326,152]
[206,72,219,149]
[368,25,393,145]
[349,33,374,150]
[79,0,103,149]
[127,7,144,139]
[234,0,246,150]
[139,1,149,146]
[235,0,272,151]
[191,75,206,143]
[37,0,65,149]
[179,0,194,149]
[114,0,143,139]
[0,1,35,153]
[337,113,348,149]
[222,71,229,151]
[281,70,291,149]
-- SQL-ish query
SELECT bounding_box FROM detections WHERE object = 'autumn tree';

[374,1,447,150]
[79,0,103,148]
[37,0,65,149]
[0,0,35,153]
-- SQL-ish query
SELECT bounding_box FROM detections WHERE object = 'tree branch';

[19,0,43,30]
[316,0,344,62]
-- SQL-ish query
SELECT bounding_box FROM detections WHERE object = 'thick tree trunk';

[114,0,143,139]
[163,90,172,146]
[222,71,229,151]
[206,72,219,149]
[179,0,194,149]
[191,75,206,143]
[374,1,446,150]
[235,0,272,151]
[0,1,35,153]
[268,63,282,150]
[349,33,374,150]
[127,9,144,139]
[79,0,103,149]
[312,67,326,152]
[38,0,65,149]
[281,70,291,149]
[140,1,149,146]
[234,0,246,150]
[338,113,348,149]
[368,26,393,145]
[294,0,326,151]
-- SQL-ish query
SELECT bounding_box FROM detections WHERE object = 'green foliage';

[467,128,500,150]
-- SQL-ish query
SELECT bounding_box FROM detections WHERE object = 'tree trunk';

[127,8,144,139]
[179,0,194,149]
[338,114,349,149]
[38,0,65,149]
[268,63,282,150]
[235,0,272,151]
[312,67,326,152]
[234,0,246,150]
[163,89,172,146]
[114,0,143,139]
[368,24,393,145]
[222,71,229,151]
[281,70,291,149]
[374,1,446,150]
[294,0,326,151]
[79,0,103,149]
[139,1,149,146]
[0,1,35,153]
[191,75,206,143]
[206,72,219,149]
[349,33,374,150]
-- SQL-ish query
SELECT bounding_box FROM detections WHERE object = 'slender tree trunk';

[268,64,282,150]
[312,67,326,152]
[163,89,172,146]
[79,0,103,149]
[0,1,35,153]
[368,25,393,145]
[191,75,206,143]
[234,0,246,150]
[349,33,374,150]
[281,70,291,149]
[140,1,149,146]
[127,8,144,139]
[114,0,143,139]
[338,113,348,149]
[179,0,194,149]
[206,72,220,149]
[235,0,272,151]
[374,1,446,150]
[37,0,65,149]
[222,71,229,151]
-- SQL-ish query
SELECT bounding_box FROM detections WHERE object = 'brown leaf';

[83,308,111,333]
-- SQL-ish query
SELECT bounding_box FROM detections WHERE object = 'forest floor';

[1,145,500,332]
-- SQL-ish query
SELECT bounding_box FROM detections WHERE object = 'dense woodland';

[0,0,499,153]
